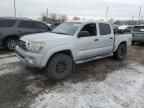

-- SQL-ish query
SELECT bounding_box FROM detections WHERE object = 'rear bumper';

[15,46,45,68]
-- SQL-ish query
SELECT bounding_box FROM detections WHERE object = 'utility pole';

[14,0,17,17]
[46,8,49,23]
[106,7,109,21]
[46,8,49,17]
[138,6,142,24]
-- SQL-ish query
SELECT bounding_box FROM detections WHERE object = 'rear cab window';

[99,23,111,35]
[0,19,16,27]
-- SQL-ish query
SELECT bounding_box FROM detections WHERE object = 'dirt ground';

[0,44,144,108]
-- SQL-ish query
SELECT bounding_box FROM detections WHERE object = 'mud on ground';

[0,44,144,108]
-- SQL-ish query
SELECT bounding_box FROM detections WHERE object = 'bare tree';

[114,20,144,25]
[61,14,67,22]
[41,13,48,22]
[50,13,57,22]
[73,16,80,20]
[108,18,114,24]
[40,9,67,23]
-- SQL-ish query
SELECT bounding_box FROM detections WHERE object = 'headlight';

[27,42,45,52]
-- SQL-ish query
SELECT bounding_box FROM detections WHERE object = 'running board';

[75,53,113,64]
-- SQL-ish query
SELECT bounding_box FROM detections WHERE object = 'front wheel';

[5,38,18,51]
[114,44,127,60]
[46,54,73,81]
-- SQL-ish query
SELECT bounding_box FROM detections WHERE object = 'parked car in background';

[16,21,132,81]
[49,22,62,29]
[117,25,133,34]
[132,25,144,45]
[0,17,51,50]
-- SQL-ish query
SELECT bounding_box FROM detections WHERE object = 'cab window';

[80,23,97,37]
[99,23,111,35]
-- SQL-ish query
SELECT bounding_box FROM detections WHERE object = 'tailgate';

[132,32,144,38]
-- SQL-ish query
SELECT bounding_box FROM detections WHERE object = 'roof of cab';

[66,20,110,24]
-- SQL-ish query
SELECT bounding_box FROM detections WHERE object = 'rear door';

[97,23,114,54]
[16,21,37,36]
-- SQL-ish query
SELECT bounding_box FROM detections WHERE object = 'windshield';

[133,26,144,32]
[52,22,82,35]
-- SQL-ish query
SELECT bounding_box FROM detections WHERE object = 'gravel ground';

[0,44,144,108]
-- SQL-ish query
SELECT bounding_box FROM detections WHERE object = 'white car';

[16,21,132,81]
[117,25,133,34]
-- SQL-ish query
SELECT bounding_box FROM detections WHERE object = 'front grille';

[18,40,26,50]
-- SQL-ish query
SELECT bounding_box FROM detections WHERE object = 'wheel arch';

[114,41,127,52]
[3,35,19,46]
[40,48,75,68]
[119,41,127,46]
[47,50,74,64]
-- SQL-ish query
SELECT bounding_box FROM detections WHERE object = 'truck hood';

[21,32,73,42]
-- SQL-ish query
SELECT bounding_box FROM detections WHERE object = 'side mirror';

[78,31,89,38]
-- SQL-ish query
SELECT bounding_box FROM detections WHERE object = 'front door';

[77,23,99,59]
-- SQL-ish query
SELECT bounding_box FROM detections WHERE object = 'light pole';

[46,8,49,17]
[138,6,142,24]
[14,0,17,17]
[106,7,109,21]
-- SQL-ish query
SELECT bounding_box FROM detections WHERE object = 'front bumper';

[15,46,44,68]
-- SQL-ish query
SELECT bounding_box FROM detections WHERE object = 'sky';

[0,0,144,20]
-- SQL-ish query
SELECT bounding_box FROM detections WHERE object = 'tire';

[5,38,18,51]
[132,41,135,45]
[114,44,127,60]
[46,54,73,81]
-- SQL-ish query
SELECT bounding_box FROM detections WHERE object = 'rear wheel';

[114,44,127,60]
[46,54,73,81]
[5,38,18,51]
[132,41,135,45]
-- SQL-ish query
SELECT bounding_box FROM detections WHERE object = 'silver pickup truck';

[16,21,132,81]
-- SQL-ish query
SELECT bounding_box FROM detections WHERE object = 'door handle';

[110,37,113,39]
[94,39,99,41]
